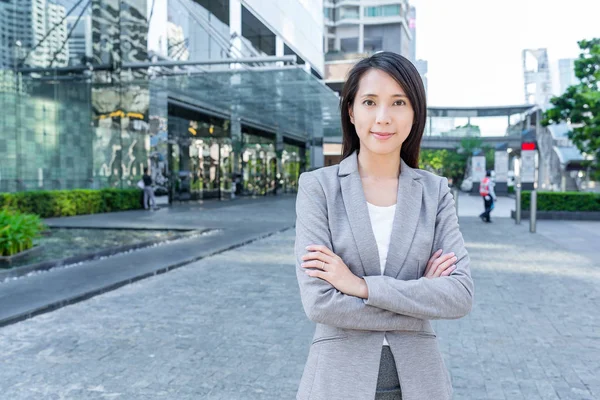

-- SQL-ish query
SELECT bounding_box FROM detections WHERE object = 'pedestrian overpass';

[324,103,591,193]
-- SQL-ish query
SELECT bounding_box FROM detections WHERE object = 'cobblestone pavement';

[1,217,599,399]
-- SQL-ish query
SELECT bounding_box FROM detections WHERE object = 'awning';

[150,66,342,140]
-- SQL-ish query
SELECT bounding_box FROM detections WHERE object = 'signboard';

[521,150,536,183]
[471,156,486,182]
[494,151,509,183]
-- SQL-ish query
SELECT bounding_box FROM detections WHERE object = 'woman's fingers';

[425,252,453,277]
[425,249,443,274]
[425,252,456,278]
[305,245,335,258]
[301,250,335,266]
[432,255,458,278]
[440,265,457,276]
[301,260,327,270]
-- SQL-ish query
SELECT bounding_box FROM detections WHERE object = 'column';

[276,36,284,67]
[230,108,242,175]
[229,0,243,66]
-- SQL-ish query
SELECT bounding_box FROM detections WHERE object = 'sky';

[410,0,600,108]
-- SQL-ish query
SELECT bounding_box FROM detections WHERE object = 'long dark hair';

[340,52,427,168]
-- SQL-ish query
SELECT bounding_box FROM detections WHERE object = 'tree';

[419,137,496,186]
[542,38,600,178]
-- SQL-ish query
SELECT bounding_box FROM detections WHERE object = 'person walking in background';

[479,170,496,223]
[143,167,157,211]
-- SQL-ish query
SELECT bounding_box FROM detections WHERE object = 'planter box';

[511,210,600,221]
[0,245,44,267]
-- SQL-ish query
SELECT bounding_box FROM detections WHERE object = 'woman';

[294,52,474,400]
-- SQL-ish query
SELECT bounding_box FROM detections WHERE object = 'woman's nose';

[375,107,391,125]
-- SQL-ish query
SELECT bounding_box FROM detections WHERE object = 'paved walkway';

[457,191,514,218]
[1,195,599,399]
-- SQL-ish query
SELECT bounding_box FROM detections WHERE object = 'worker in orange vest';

[479,170,497,223]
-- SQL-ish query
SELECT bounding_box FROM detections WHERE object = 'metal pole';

[122,55,298,69]
[515,184,521,224]
[515,157,521,224]
[530,190,537,233]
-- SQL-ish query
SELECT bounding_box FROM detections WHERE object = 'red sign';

[521,142,536,151]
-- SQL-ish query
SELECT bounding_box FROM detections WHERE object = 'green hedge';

[0,209,46,256]
[0,189,142,218]
[521,191,600,212]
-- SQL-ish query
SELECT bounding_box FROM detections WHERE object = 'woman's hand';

[424,249,457,278]
[301,245,368,298]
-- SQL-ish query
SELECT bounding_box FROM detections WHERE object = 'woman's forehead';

[357,69,406,96]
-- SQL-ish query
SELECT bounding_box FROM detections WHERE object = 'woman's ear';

[348,105,355,124]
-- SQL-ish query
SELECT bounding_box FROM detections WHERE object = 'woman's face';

[349,68,414,157]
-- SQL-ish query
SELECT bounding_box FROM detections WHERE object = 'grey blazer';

[295,151,474,400]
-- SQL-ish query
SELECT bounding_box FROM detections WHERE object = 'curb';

[0,229,215,282]
[0,226,294,328]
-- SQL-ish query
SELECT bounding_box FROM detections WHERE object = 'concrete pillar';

[230,110,242,175]
[229,0,243,65]
[276,130,284,186]
[304,62,312,74]
[358,23,364,53]
[276,36,284,67]
[310,118,324,170]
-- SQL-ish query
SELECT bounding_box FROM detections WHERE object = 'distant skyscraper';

[323,0,412,93]
[523,48,552,107]
[408,6,416,62]
[46,2,69,67]
[558,58,578,94]
[415,59,428,96]
[0,0,68,68]
[67,16,92,66]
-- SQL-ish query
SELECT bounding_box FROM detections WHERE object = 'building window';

[363,37,383,52]
[327,38,336,52]
[364,5,401,17]
[340,37,358,52]
[339,6,359,20]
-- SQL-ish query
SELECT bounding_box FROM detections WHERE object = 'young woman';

[294,52,474,400]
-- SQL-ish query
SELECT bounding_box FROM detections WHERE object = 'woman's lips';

[371,132,394,140]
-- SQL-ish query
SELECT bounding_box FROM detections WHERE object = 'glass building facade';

[0,0,339,200]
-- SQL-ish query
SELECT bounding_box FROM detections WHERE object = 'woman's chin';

[362,142,402,156]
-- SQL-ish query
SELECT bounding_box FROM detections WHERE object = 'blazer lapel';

[384,159,423,279]
[339,154,380,277]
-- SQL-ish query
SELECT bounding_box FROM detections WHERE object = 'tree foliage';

[419,137,495,185]
[542,38,600,175]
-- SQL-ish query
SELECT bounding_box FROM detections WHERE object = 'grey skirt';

[375,346,402,400]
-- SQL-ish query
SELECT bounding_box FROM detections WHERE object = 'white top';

[367,202,396,346]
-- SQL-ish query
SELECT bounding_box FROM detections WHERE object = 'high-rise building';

[323,0,412,93]
[558,58,578,94]
[66,15,91,66]
[0,0,68,68]
[46,2,68,67]
[408,6,428,97]
[523,48,552,107]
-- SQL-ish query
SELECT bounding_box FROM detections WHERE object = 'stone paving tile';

[1,217,599,399]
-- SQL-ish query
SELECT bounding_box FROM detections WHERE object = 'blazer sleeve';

[362,177,474,320]
[295,172,424,332]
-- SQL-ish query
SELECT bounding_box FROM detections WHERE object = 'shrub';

[521,191,600,212]
[0,189,142,218]
[0,209,46,257]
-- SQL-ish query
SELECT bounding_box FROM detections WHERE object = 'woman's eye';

[394,100,406,106]
[363,100,375,106]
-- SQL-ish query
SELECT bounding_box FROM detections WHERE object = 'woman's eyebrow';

[360,93,408,98]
